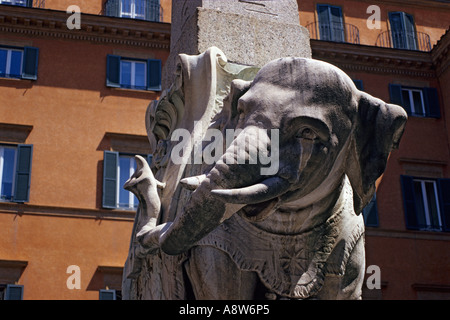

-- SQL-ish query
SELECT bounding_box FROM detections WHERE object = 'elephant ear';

[227,79,252,120]
[210,79,252,132]
[346,91,408,214]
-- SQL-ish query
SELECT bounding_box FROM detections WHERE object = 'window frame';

[401,87,426,117]
[0,144,33,203]
[99,289,117,300]
[0,0,28,7]
[105,0,160,22]
[0,144,18,201]
[389,11,417,50]
[401,175,450,232]
[120,0,146,20]
[117,153,139,210]
[0,284,24,300]
[0,47,24,79]
[0,45,39,81]
[317,4,345,42]
[119,58,148,90]
[102,150,153,210]
[119,0,132,19]
[106,54,161,91]
[389,84,441,119]
[412,178,443,231]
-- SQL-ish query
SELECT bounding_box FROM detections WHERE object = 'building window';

[118,155,139,209]
[120,0,145,20]
[401,176,450,232]
[402,87,426,116]
[413,284,450,300]
[0,48,23,79]
[317,4,345,42]
[105,0,160,22]
[353,79,364,91]
[102,151,152,210]
[99,289,121,300]
[106,55,161,91]
[362,194,379,227]
[0,0,27,7]
[389,84,441,118]
[0,284,24,300]
[413,179,442,230]
[0,144,33,203]
[389,12,417,50]
[0,46,39,80]
[120,59,147,90]
[0,145,17,201]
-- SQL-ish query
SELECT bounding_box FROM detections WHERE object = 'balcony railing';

[103,0,162,22]
[306,21,360,44]
[32,0,44,7]
[375,30,432,52]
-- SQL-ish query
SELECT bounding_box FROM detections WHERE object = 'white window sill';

[111,86,160,93]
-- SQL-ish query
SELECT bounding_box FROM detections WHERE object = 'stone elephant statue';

[122,52,407,300]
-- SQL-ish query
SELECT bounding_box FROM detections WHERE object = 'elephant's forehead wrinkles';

[241,80,353,140]
[244,81,298,106]
[285,104,349,132]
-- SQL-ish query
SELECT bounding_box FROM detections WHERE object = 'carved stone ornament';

[121,47,408,300]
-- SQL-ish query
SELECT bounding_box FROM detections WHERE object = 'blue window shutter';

[404,13,417,50]
[437,179,450,232]
[389,84,409,113]
[423,87,441,118]
[317,5,331,41]
[103,151,118,209]
[362,194,379,227]
[5,285,24,300]
[147,154,153,166]
[353,80,364,91]
[389,12,406,49]
[105,0,120,17]
[147,59,161,91]
[106,55,121,88]
[0,49,6,77]
[401,175,420,230]
[147,0,160,22]
[99,289,116,300]
[13,144,33,203]
[22,47,39,80]
[329,6,344,42]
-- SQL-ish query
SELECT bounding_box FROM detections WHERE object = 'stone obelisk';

[162,0,311,88]
[123,0,312,300]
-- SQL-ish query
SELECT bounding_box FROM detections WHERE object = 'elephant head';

[140,57,407,256]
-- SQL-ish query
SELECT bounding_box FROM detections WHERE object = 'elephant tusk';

[211,176,291,204]
[180,174,207,190]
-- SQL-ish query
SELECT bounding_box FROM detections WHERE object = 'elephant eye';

[297,128,318,140]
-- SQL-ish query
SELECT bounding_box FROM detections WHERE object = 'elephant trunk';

[210,176,290,204]
[159,126,290,255]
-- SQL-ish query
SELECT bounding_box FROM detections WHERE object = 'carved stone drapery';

[122,47,259,299]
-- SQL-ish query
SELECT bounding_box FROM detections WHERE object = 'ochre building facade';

[0,0,449,300]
